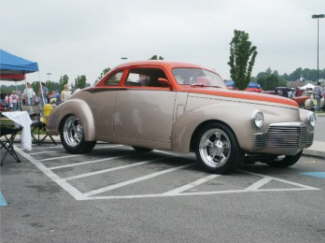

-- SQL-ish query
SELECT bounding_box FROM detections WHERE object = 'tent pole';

[38,72,45,105]
[17,79,20,110]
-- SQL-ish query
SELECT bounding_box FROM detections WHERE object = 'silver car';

[47,61,316,173]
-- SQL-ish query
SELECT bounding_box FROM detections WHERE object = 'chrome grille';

[255,125,313,149]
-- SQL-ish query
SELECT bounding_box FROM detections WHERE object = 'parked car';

[47,61,316,173]
[294,95,310,107]
[271,87,310,108]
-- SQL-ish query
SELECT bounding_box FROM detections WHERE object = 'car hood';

[181,87,298,107]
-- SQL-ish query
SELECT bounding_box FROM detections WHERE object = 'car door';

[86,69,126,141]
[114,67,176,150]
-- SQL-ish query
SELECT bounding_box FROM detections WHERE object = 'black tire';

[266,151,302,168]
[60,115,96,154]
[132,146,153,153]
[193,122,243,174]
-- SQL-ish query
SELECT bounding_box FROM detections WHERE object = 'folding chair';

[0,126,22,166]
[31,104,57,145]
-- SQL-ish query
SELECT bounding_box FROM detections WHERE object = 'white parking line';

[40,154,82,161]
[85,187,320,200]
[38,145,129,161]
[64,158,165,181]
[244,177,272,191]
[49,155,130,170]
[243,171,319,190]
[31,144,125,156]
[16,146,321,201]
[15,147,86,200]
[84,163,193,197]
[163,174,219,195]
[34,145,61,150]
[30,151,59,155]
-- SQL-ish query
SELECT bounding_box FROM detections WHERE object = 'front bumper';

[253,122,314,155]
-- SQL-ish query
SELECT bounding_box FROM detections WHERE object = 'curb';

[303,149,325,159]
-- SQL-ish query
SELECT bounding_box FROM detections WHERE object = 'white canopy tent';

[300,83,315,90]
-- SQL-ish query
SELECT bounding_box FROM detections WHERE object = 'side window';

[125,68,168,87]
[105,71,123,86]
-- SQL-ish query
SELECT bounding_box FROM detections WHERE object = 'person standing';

[4,94,10,110]
[313,82,323,111]
[60,84,71,102]
[23,82,36,105]
[9,91,19,111]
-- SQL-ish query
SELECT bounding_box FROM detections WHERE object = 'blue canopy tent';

[0,49,39,75]
[247,82,261,89]
[0,49,41,106]
[225,80,261,89]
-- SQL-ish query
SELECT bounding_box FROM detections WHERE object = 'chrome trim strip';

[269,122,304,127]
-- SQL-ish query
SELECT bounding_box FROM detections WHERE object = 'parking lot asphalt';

[1,143,325,243]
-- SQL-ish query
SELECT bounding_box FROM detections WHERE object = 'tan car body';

[47,61,314,156]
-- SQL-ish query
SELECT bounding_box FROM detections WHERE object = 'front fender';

[172,102,254,153]
[172,99,301,153]
[47,99,96,141]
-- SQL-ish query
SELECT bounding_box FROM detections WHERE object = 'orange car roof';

[115,60,205,70]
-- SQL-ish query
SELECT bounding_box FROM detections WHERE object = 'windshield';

[173,68,226,88]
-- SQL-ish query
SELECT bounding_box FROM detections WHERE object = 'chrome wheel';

[63,116,84,147]
[198,128,231,168]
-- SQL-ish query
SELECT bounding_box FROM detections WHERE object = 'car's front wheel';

[266,151,302,168]
[60,115,96,154]
[194,123,243,174]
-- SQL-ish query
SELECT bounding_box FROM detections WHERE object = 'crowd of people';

[0,82,72,111]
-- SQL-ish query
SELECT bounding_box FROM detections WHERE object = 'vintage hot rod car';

[47,61,316,173]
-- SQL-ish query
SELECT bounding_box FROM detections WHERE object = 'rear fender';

[47,99,95,141]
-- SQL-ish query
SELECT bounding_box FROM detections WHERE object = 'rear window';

[125,68,168,87]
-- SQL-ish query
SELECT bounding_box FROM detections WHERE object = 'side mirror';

[157,77,170,88]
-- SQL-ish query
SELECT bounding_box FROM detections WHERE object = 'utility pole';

[312,14,325,82]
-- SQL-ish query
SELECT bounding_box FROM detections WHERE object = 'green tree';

[74,75,87,89]
[256,68,287,90]
[149,55,164,60]
[96,67,111,82]
[46,81,59,92]
[288,67,303,81]
[228,30,257,90]
[31,82,40,94]
[59,74,69,91]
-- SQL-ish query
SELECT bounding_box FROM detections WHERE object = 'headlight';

[251,111,264,129]
[308,112,316,128]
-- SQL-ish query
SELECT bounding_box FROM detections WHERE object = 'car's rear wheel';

[194,123,243,174]
[266,151,302,168]
[132,146,153,153]
[60,115,96,154]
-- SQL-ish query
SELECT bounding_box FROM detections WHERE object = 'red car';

[264,87,309,107]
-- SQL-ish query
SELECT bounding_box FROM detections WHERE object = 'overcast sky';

[1,0,325,85]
